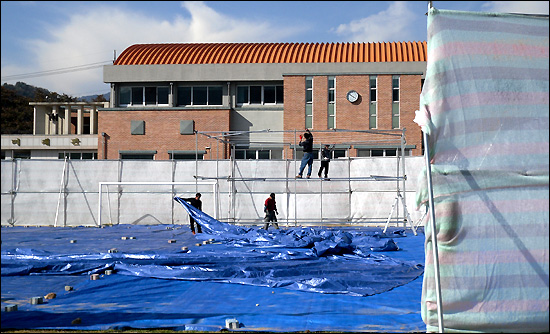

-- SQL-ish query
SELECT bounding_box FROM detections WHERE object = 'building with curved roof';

[101,42,427,160]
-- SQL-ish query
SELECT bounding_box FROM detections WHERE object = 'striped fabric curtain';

[416,8,549,333]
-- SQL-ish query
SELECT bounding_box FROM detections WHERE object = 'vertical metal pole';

[98,182,102,227]
[195,131,198,193]
[401,129,408,225]
[424,131,444,333]
[54,157,68,227]
[294,129,297,225]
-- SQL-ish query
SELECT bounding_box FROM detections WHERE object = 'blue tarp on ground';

[1,201,425,331]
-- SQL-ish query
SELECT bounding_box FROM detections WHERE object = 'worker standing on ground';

[296,129,314,178]
[263,193,279,230]
[182,193,202,234]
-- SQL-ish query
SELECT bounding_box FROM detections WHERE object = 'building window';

[58,152,98,160]
[120,153,155,160]
[392,75,400,129]
[356,148,410,157]
[328,76,335,129]
[169,153,204,160]
[305,77,313,129]
[13,151,31,159]
[176,86,223,106]
[233,149,282,160]
[236,85,283,105]
[119,86,170,107]
[369,76,377,129]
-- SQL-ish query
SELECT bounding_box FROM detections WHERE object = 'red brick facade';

[100,74,422,160]
[283,74,423,158]
[98,109,231,160]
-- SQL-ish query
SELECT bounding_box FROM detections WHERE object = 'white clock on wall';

[346,90,359,103]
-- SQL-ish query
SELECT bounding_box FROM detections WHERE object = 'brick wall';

[98,109,230,160]
[283,74,423,158]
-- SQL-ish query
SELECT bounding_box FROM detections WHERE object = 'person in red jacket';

[263,193,279,230]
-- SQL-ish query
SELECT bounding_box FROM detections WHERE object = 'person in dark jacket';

[263,193,279,230]
[318,144,333,179]
[296,129,314,178]
[183,193,202,234]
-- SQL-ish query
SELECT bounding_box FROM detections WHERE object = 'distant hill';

[1,82,109,102]
[78,92,110,102]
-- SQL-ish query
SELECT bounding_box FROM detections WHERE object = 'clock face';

[347,90,359,103]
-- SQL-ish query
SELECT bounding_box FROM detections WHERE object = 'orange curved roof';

[114,42,427,65]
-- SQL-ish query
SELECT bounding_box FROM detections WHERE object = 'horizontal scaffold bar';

[194,175,405,181]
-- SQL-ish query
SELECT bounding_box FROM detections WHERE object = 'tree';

[1,86,33,134]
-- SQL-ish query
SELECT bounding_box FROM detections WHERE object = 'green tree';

[1,86,33,134]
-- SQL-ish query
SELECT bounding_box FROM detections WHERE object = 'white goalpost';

[97,181,218,227]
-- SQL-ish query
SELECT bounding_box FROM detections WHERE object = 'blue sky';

[1,1,548,97]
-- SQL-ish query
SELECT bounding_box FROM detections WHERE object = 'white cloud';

[482,1,549,14]
[333,1,416,43]
[1,1,299,96]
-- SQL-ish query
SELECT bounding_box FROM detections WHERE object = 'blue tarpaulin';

[1,199,425,331]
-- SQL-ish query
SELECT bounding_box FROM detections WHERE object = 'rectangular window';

[305,76,313,129]
[236,85,283,105]
[369,76,377,129]
[169,153,204,160]
[328,76,335,129]
[193,86,208,105]
[249,86,262,104]
[119,87,131,105]
[177,87,192,106]
[264,86,276,104]
[120,86,170,106]
[131,87,143,105]
[158,87,169,105]
[208,86,223,105]
[145,87,156,105]
[276,86,284,103]
[392,75,400,129]
[237,86,248,104]
[120,153,155,160]
[176,86,223,106]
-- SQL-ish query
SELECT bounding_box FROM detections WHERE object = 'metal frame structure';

[191,128,415,229]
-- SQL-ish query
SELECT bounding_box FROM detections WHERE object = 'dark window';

[13,151,31,159]
[158,87,169,104]
[120,87,131,105]
[237,86,248,104]
[386,149,397,157]
[258,150,270,159]
[250,86,262,104]
[170,153,203,160]
[264,86,276,104]
[120,154,154,160]
[131,87,143,105]
[371,150,384,157]
[177,87,191,106]
[276,86,284,103]
[145,87,156,105]
[208,86,223,105]
[193,86,208,105]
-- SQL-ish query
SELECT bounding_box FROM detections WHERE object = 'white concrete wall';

[1,157,426,228]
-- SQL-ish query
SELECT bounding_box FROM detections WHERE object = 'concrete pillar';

[90,106,97,134]
[64,105,71,135]
[44,106,50,135]
[77,106,84,135]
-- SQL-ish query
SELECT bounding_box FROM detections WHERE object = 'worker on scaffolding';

[296,129,314,178]
[263,193,279,230]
